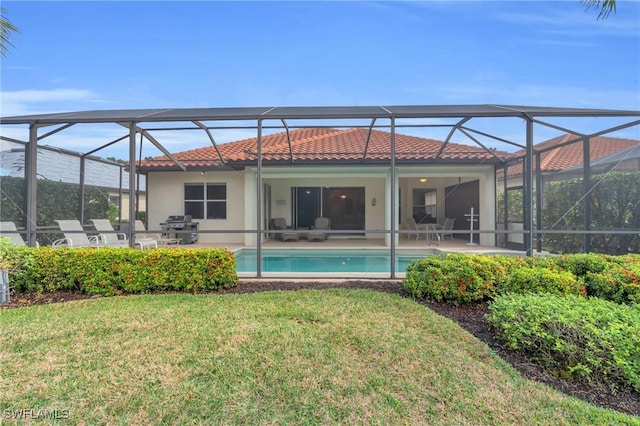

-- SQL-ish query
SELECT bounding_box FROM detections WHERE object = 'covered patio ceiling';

[1,104,639,274]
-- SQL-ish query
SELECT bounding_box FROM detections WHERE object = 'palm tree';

[1,7,20,57]
[581,0,617,19]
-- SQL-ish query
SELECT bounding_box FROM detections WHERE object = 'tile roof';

[138,128,510,170]
[506,134,640,176]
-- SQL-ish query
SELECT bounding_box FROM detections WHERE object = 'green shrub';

[487,294,640,392]
[404,254,508,305]
[500,266,586,297]
[584,263,640,305]
[8,246,238,296]
[553,253,609,277]
[0,238,41,293]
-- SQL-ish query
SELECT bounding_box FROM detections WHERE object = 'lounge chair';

[270,218,300,242]
[52,220,103,248]
[134,220,181,246]
[0,221,26,246]
[92,219,157,250]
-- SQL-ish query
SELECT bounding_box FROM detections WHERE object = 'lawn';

[1,289,637,425]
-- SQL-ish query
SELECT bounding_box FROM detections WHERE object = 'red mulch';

[2,280,638,416]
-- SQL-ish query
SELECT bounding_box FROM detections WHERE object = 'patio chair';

[92,219,157,250]
[434,217,456,240]
[269,218,300,242]
[0,221,26,246]
[52,220,103,248]
[134,220,181,246]
[402,217,429,240]
[309,217,330,240]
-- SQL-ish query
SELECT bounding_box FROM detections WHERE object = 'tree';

[0,7,20,57]
[581,0,617,19]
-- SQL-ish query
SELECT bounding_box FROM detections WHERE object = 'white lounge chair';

[0,221,26,246]
[52,220,103,248]
[92,219,157,250]
[134,220,181,246]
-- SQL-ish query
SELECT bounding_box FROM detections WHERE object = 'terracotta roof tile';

[138,127,511,170]
[506,134,639,176]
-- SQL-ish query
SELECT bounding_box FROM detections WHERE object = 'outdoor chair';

[134,220,181,246]
[92,219,157,250]
[434,217,456,240]
[52,220,103,248]
[269,218,300,242]
[402,217,429,240]
[309,217,330,240]
[0,221,26,246]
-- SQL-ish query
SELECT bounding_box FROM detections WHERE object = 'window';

[184,183,227,219]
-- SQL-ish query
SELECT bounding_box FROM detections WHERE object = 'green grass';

[1,290,637,425]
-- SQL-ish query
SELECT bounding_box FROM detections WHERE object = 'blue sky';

[1,1,639,158]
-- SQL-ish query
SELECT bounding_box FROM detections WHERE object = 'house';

[496,134,640,248]
[0,145,146,220]
[501,133,640,188]
[138,128,510,247]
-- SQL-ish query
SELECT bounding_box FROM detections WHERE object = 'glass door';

[292,187,321,228]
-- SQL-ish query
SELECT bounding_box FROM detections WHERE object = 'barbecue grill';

[161,215,199,244]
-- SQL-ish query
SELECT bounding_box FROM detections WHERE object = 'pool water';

[233,249,436,274]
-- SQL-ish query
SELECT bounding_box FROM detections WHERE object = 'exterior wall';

[147,170,246,244]
[147,164,496,247]
[116,192,146,221]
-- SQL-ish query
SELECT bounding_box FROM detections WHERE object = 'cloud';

[495,5,640,39]
[0,88,104,116]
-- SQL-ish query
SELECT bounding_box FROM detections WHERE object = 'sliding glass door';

[292,186,365,232]
[292,187,321,228]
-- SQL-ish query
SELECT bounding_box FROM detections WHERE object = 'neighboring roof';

[563,143,640,173]
[2,104,639,125]
[137,128,512,171]
[506,134,640,175]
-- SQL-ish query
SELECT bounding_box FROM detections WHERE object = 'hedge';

[1,240,237,296]
[487,293,640,392]
[404,252,640,306]
[404,253,587,305]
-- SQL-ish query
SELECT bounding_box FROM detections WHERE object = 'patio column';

[24,123,38,246]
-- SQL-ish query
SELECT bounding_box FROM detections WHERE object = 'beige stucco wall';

[147,170,246,244]
[147,164,496,247]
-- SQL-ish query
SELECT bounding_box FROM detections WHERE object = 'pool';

[233,249,437,274]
